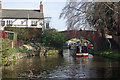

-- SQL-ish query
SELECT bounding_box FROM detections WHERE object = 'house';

[0,1,45,30]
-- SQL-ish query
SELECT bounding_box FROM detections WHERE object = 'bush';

[41,29,66,50]
[1,38,28,65]
[2,38,13,58]
[5,27,42,43]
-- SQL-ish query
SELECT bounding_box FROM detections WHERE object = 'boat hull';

[76,53,88,57]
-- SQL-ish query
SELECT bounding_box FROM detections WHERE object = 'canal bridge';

[61,30,106,50]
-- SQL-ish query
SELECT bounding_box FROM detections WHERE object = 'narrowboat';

[75,46,88,57]
[76,53,88,57]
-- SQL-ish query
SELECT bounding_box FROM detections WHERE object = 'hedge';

[5,27,42,43]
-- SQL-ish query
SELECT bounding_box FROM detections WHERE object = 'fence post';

[11,32,17,48]
[12,41,14,48]
[13,32,17,41]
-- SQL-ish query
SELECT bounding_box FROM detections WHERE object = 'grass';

[18,48,29,53]
[9,48,20,53]
[3,48,28,55]
[94,50,120,60]
[2,48,29,66]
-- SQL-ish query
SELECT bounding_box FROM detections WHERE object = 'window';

[31,21,37,26]
[6,20,12,26]
[21,21,24,24]
[1,21,5,26]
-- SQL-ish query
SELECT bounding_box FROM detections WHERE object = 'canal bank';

[2,42,59,66]
[1,28,66,66]
[90,49,120,61]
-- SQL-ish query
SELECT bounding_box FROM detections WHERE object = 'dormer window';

[31,21,37,26]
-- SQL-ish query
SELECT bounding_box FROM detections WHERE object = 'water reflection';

[2,49,120,79]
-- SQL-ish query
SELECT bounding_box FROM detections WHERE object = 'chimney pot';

[40,1,43,13]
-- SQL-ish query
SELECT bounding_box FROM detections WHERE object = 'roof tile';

[1,9,44,19]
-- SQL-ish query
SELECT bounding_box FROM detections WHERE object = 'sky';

[2,0,67,31]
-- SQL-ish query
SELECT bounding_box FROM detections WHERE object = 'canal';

[2,49,120,79]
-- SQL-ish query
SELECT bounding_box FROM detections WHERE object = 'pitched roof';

[1,9,44,19]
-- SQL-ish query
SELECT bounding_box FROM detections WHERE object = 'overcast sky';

[2,0,67,31]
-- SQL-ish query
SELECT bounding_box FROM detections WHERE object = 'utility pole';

[0,0,2,30]
[0,0,2,79]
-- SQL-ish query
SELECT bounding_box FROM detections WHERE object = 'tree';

[59,0,94,30]
[41,29,66,50]
[87,2,119,35]
[60,0,120,36]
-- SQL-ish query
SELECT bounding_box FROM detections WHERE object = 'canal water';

[2,49,120,79]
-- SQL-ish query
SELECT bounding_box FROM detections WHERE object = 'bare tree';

[60,0,119,34]
[59,0,94,30]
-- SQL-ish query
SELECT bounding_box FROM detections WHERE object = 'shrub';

[41,29,66,50]
[5,27,42,43]
[2,38,13,58]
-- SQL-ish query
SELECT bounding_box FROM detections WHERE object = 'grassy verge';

[2,48,29,66]
[94,50,120,60]
[1,38,30,66]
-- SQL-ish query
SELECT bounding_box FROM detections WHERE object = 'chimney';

[40,1,43,13]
